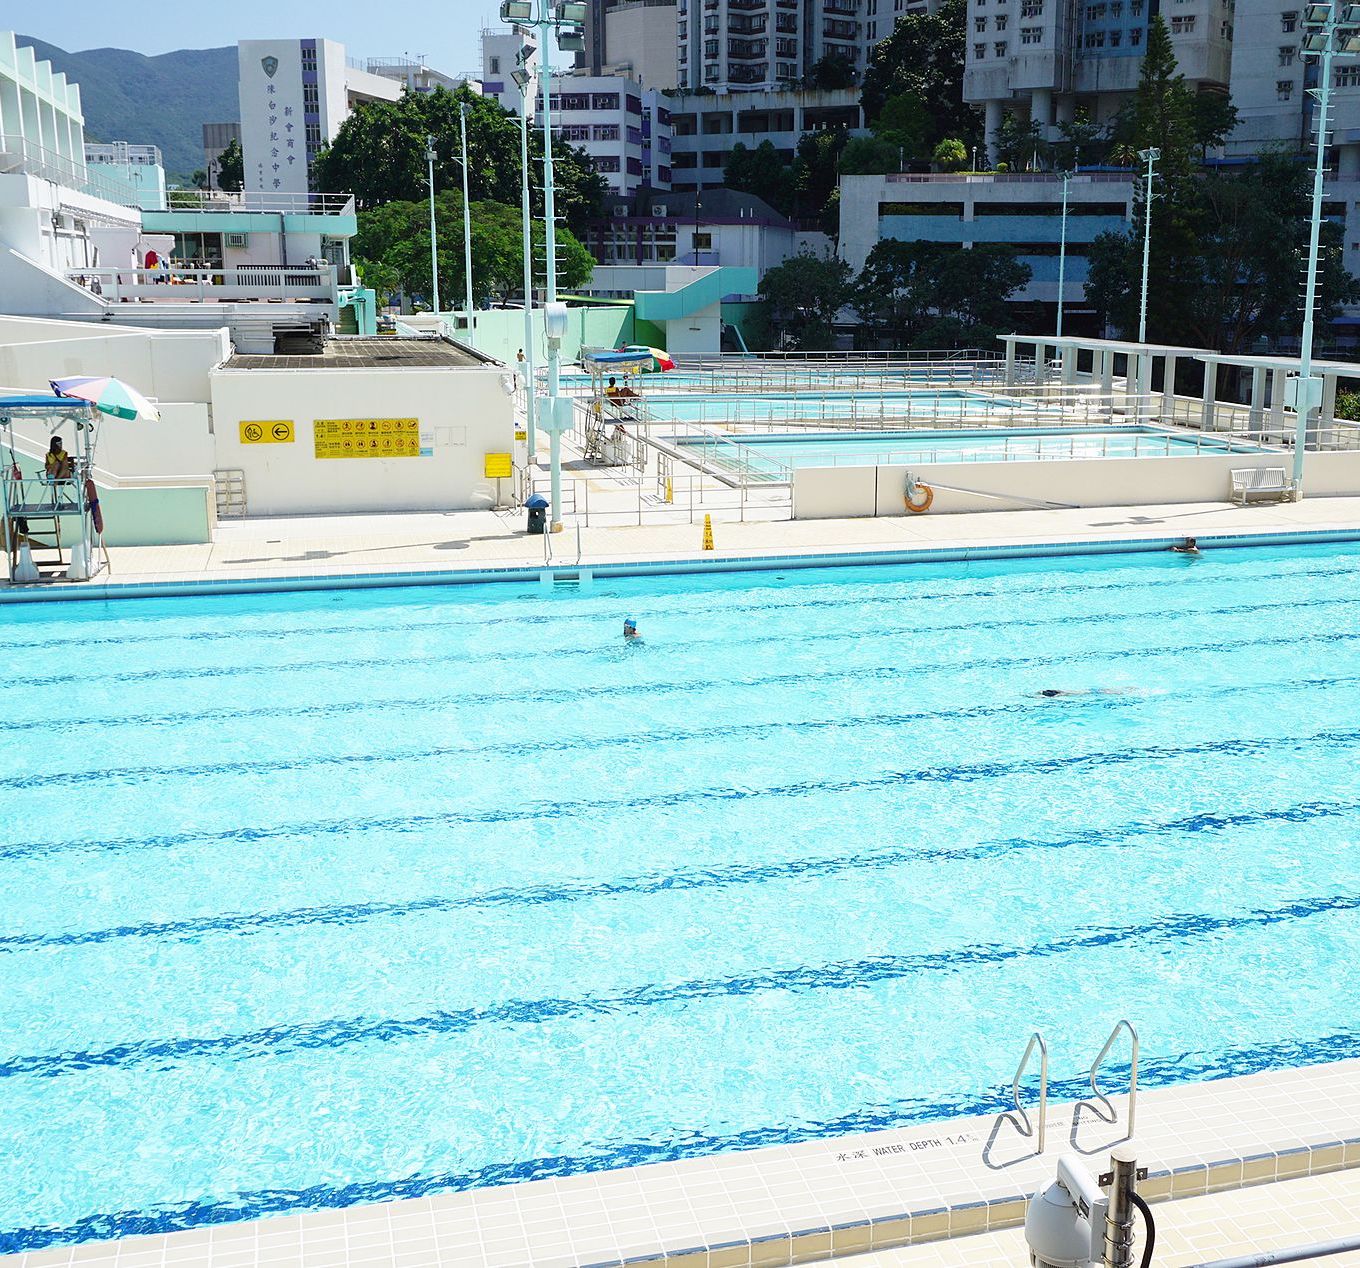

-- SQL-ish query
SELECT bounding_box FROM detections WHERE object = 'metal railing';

[1012,1032,1049,1155]
[66,264,337,304]
[1088,1019,1139,1139]
[0,132,141,208]
[157,189,356,215]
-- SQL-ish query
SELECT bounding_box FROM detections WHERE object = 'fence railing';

[158,190,356,215]
[0,132,141,208]
[66,264,337,304]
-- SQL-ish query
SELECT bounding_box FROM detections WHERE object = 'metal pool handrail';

[1012,1031,1049,1153]
[1089,1019,1139,1138]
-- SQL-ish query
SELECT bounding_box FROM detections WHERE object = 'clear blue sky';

[16,0,502,76]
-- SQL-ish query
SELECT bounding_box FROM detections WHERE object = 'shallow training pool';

[671,425,1270,475]
[638,388,1026,426]
[4,543,1360,1250]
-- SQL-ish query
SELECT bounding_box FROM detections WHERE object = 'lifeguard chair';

[579,347,651,465]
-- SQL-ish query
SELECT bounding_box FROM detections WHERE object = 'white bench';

[1230,466,1292,505]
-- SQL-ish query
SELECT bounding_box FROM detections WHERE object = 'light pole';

[1056,167,1071,339]
[425,135,440,318]
[503,0,587,533]
[1294,2,1360,494]
[512,64,538,461]
[1136,147,1159,344]
[458,103,476,346]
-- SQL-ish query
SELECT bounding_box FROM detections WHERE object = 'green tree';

[933,138,968,171]
[805,54,858,90]
[861,0,977,148]
[724,140,797,216]
[1052,108,1104,171]
[874,93,932,157]
[216,137,244,192]
[854,240,1030,347]
[190,169,208,190]
[838,135,906,175]
[791,127,848,220]
[757,251,854,349]
[313,85,606,235]
[1126,16,1199,181]
[354,192,592,311]
[994,113,1048,171]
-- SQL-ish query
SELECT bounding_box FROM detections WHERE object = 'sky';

[14,0,503,75]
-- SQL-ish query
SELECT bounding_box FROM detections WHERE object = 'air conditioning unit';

[652,203,668,216]
[613,204,629,216]
[226,232,248,248]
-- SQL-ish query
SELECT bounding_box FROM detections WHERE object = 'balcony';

[0,133,142,210]
[65,263,340,305]
[728,0,768,9]
[728,38,769,57]
[728,63,770,81]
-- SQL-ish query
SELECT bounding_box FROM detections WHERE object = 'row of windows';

[1170,15,1195,32]
[879,201,1129,217]
[1084,27,1141,45]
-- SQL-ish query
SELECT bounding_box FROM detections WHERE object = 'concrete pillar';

[1270,366,1287,435]
[1030,88,1053,140]
[1136,353,1154,423]
[1099,349,1114,400]
[1061,343,1077,386]
[1003,337,1017,386]
[1248,365,1267,432]
[1161,353,1178,423]
[1034,340,1047,384]
[984,100,1003,165]
[1200,358,1217,431]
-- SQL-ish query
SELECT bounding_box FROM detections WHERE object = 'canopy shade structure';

[51,376,160,422]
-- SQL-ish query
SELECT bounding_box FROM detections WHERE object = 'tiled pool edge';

[633,1140,1360,1268]
[5,525,1360,603]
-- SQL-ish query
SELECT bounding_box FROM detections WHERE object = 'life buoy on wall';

[904,480,934,513]
[85,477,104,534]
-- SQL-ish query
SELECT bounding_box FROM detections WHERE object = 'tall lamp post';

[1056,167,1072,340]
[512,64,538,461]
[501,0,588,533]
[1136,147,1159,344]
[1293,2,1360,494]
[458,103,476,346]
[425,135,440,319]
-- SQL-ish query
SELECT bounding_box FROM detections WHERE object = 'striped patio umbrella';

[622,345,677,373]
[50,376,161,422]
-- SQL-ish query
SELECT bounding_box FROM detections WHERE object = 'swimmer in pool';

[1171,536,1200,555]
[1036,687,1148,699]
[624,617,641,641]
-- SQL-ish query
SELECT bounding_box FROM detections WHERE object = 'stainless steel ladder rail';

[1012,1031,1049,1153]
[1089,1019,1139,1138]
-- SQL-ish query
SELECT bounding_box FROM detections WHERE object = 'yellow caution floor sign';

[702,514,714,551]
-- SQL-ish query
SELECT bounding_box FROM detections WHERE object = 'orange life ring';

[905,482,934,513]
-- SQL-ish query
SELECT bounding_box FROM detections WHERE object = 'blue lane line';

[7,724,1360,867]
[4,795,1358,954]
[3,1029,1359,1255]
[3,891,1357,1082]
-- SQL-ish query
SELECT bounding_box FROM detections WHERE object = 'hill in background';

[17,36,238,182]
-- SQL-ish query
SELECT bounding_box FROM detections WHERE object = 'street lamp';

[512,63,538,460]
[1136,147,1159,345]
[1056,166,1072,340]
[425,135,440,318]
[502,0,588,533]
[458,103,476,346]
[1291,2,1360,494]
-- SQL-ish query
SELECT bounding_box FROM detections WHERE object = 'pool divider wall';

[5,528,1360,603]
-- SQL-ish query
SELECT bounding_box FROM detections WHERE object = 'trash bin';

[526,493,549,535]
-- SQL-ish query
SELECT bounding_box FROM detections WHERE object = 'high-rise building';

[964,0,1231,158]
[237,39,404,195]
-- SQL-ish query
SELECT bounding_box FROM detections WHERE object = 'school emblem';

[261,55,279,78]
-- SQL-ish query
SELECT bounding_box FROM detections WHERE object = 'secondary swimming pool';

[671,425,1269,477]
[636,388,1027,426]
[4,542,1360,1251]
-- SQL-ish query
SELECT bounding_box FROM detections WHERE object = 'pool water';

[638,389,1024,425]
[672,426,1268,475]
[4,543,1360,1251]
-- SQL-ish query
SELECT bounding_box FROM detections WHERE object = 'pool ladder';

[1011,1019,1139,1154]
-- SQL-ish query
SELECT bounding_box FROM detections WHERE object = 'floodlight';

[557,28,587,50]
[557,1,589,20]
[1343,31,1360,49]
[501,0,534,20]
[516,42,535,64]
[1303,30,1332,48]
[1306,2,1335,23]
[1344,3,1360,21]
[511,68,532,88]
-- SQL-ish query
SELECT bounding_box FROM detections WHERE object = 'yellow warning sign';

[514,430,527,442]
[483,452,513,479]
[240,420,295,444]
[313,417,421,459]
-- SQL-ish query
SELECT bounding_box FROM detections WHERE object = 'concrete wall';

[459,304,636,365]
[604,4,679,91]
[209,364,517,515]
[792,451,1360,518]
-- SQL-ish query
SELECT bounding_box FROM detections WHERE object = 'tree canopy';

[313,85,607,235]
[353,192,593,309]
[757,252,855,349]
[216,137,244,192]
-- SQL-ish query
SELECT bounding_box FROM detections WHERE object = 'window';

[976,15,987,29]
[490,56,500,73]
[595,156,621,172]
[1282,10,1298,30]
[1085,4,1105,18]
[1021,25,1042,41]
[1278,78,1294,98]
[693,231,713,249]
[593,124,620,140]
[1110,29,1122,44]
[303,83,319,112]
[975,40,987,54]
[593,93,621,110]
[1338,64,1360,85]
[1130,26,1141,41]
[996,15,1007,28]
[778,60,798,77]
[704,63,719,80]
[1020,1,1042,17]
[1110,2,1122,14]
[1279,43,1297,64]
[1170,15,1195,31]
[995,38,1009,52]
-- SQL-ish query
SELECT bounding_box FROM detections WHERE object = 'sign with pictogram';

[240,420,294,444]
[313,418,421,459]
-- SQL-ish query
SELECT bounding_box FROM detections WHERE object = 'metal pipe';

[1103,1144,1139,1268]
[1190,1236,1360,1268]
[539,6,562,531]
[518,98,537,461]
[458,105,475,345]
[425,135,440,318]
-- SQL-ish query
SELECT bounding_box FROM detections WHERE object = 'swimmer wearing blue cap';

[623,617,641,640]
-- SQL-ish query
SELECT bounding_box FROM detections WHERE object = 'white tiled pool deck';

[5,1059,1360,1268]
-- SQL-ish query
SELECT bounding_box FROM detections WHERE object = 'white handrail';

[1012,1031,1049,1153]
[1089,1018,1139,1138]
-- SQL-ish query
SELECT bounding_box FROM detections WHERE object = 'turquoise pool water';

[673,426,1268,475]
[636,389,1024,425]
[4,543,1360,1250]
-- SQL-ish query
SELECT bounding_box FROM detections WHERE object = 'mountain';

[17,36,238,181]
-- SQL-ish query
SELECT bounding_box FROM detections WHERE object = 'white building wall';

[239,40,309,195]
[604,3,680,89]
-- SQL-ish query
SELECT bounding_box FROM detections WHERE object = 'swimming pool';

[4,542,1360,1251]
[672,426,1269,476]
[636,388,1027,426]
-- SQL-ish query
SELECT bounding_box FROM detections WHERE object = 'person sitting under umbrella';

[44,436,73,482]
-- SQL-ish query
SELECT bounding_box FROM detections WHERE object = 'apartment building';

[237,39,404,195]
[551,76,674,193]
[964,0,1231,157]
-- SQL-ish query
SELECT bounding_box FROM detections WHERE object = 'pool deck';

[6,494,1360,597]
[6,1057,1360,1268]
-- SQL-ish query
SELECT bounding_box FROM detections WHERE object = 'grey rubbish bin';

[526,493,549,535]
